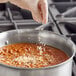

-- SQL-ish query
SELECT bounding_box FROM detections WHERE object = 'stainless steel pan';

[0,23,75,76]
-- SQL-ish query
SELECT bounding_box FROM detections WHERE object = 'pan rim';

[0,29,75,70]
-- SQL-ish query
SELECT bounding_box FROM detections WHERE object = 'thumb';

[31,7,42,23]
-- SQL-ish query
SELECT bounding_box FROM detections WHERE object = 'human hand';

[9,0,48,24]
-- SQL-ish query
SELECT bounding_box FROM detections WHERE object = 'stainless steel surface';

[0,29,75,76]
[49,1,76,23]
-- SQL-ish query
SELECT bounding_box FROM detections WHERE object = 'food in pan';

[0,43,69,68]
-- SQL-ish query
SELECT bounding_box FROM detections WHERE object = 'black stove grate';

[48,1,76,76]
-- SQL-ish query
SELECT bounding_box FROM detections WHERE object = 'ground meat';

[0,43,69,68]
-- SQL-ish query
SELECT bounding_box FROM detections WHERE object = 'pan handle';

[35,22,52,31]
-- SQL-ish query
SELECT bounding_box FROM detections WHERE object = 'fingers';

[9,0,48,24]
[30,0,48,24]
[31,6,42,23]
[40,0,48,24]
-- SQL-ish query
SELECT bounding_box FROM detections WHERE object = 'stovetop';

[0,1,76,76]
[48,0,76,76]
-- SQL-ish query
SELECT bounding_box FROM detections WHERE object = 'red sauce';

[0,43,69,68]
